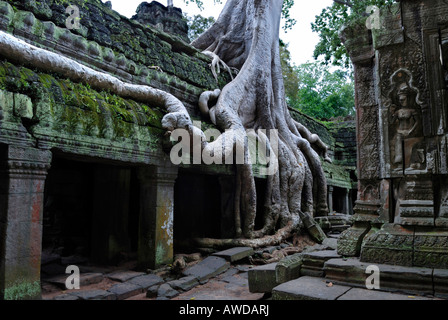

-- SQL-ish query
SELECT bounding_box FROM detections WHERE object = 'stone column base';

[337,200,380,257]
[360,224,448,268]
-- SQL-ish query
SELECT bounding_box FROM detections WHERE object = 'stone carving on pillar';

[387,69,425,173]
[337,21,382,257]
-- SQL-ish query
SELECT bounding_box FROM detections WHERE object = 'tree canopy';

[312,0,395,67]
[279,43,354,120]
[293,62,355,119]
[182,0,296,32]
[185,14,216,42]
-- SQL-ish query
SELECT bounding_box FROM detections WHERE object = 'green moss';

[4,279,40,300]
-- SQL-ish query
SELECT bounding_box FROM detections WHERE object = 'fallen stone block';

[275,253,303,284]
[53,294,80,300]
[128,274,164,290]
[69,289,116,300]
[182,256,230,282]
[213,247,254,262]
[167,276,199,291]
[157,283,179,299]
[248,262,278,293]
[106,270,145,282]
[146,285,160,298]
[107,282,143,300]
[272,276,351,300]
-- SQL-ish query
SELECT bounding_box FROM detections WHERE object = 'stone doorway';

[41,156,140,276]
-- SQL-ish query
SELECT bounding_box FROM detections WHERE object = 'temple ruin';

[3,0,446,302]
[0,0,357,299]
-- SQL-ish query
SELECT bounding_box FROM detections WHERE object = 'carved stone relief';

[387,69,424,173]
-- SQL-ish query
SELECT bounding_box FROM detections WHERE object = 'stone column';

[327,186,334,213]
[338,21,381,257]
[344,188,350,215]
[0,145,52,300]
[137,164,178,270]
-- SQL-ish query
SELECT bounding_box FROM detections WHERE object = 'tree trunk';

[165,0,330,247]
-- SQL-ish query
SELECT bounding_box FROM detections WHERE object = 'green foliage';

[289,61,355,120]
[279,41,299,106]
[279,42,354,120]
[181,0,222,11]
[185,14,215,42]
[312,0,395,67]
[183,0,296,32]
[4,280,40,300]
[281,0,296,31]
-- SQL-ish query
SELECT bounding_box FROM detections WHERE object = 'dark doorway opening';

[42,156,140,269]
[173,169,222,245]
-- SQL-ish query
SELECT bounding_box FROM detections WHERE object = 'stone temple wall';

[0,0,357,299]
[338,0,448,268]
[0,0,234,299]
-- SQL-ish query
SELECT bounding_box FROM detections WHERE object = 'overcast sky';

[102,0,333,66]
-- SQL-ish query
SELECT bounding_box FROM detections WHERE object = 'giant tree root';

[0,0,332,249]
[192,221,297,249]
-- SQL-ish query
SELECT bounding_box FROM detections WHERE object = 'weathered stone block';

[182,256,230,282]
[213,247,254,262]
[301,250,341,277]
[275,253,303,284]
[106,271,145,282]
[128,274,164,290]
[107,282,142,300]
[167,276,199,291]
[337,221,371,257]
[324,258,434,295]
[69,289,116,300]
[360,224,414,267]
[157,283,179,299]
[413,229,448,268]
[47,273,104,289]
[13,93,33,120]
[338,287,431,300]
[248,263,278,293]
[433,269,448,299]
[272,276,351,300]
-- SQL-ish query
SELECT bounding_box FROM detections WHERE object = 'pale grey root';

[0,0,330,248]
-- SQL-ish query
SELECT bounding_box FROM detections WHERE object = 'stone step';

[301,250,341,277]
[182,256,230,282]
[212,247,254,262]
[323,258,448,298]
[272,276,434,300]
[272,276,351,300]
